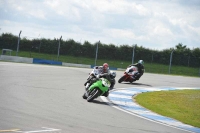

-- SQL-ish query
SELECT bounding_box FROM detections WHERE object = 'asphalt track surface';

[0,62,200,133]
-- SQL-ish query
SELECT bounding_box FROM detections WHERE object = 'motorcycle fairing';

[88,78,110,95]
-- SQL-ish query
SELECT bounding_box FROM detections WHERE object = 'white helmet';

[138,60,144,65]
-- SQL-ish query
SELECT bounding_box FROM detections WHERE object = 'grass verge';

[134,89,200,128]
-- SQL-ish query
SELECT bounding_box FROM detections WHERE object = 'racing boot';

[102,91,109,97]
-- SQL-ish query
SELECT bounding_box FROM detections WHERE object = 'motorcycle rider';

[128,60,145,80]
[94,62,110,74]
[86,71,116,97]
[85,63,109,85]
[84,63,116,89]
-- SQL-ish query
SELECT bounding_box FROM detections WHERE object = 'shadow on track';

[120,82,152,87]
[90,99,108,105]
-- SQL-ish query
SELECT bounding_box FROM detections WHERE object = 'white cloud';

[154,25,173,36]
[88,0,150,16]
[104,29,136,39]
[0,0,200,50]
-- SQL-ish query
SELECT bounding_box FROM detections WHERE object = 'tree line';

[0,33,200,67]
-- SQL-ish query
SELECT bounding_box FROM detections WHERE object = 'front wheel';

[87,88,101,102]
[118,75,126,83]
[82,92,87,99]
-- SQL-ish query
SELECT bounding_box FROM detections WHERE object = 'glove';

[96,74,100,78]
[136,72,140,76]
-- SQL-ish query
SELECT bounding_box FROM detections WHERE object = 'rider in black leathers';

[128,60,145,80]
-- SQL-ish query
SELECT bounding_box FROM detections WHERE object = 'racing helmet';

[110,71,116,79]
[103,63,109,72]
[138,60,144,65]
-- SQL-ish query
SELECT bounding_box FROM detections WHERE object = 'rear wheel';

[129,79,136,83]
[87,88,101,102]
[118,75,126,83]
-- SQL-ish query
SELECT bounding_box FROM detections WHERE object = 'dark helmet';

[138,60,144,66]
[110,71,116,79]
[103,63,109,72]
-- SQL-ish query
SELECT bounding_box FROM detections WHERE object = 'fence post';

[169,49,174,74]
[16,30,22,56]
[94,41,100,66]
[132,44,136,64]
[57,36,62,61]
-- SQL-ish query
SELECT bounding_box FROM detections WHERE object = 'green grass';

[135,89,200,128]
[1,49,200,77]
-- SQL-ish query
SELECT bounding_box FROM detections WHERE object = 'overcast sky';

[0,0,200,50]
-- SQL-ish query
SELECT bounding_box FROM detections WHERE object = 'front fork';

[85,83,90,91]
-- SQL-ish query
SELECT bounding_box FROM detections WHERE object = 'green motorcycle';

[82,78,110,102]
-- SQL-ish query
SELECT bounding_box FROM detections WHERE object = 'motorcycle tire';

[87,88,101,102]
[82,93,87,99]
[118,75,126,83]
